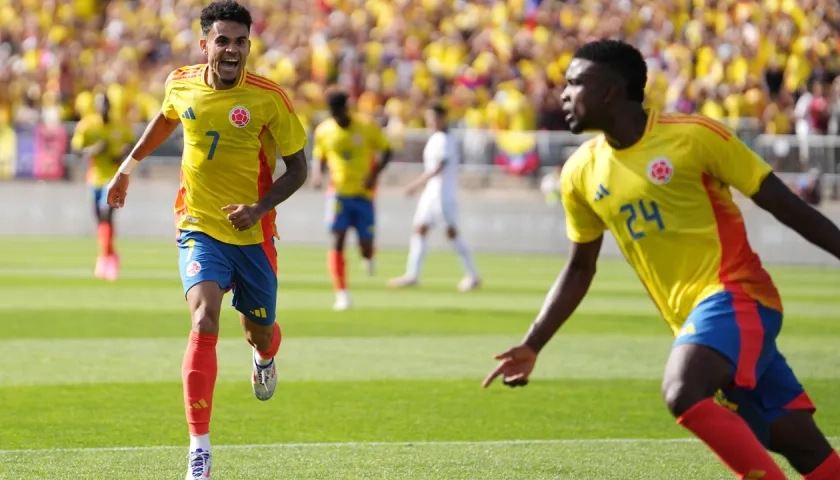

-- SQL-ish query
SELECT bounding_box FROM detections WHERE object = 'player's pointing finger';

[481,364,506,388]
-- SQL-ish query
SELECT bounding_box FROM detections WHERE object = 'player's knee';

[661,376,707,418]
[331,230,347,251]
[191,305,220,335]
[445,227,458,239]
[415,225,429,236]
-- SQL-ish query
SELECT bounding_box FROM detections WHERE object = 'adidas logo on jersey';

[593,184,610,202]
[181,107,196,120]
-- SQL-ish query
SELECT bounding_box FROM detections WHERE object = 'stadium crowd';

[2,0,840,140]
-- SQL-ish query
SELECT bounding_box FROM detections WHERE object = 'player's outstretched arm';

[405,160,444,195]
[106,111,181,208]
[752,173,840,260]
[482,236,602,388]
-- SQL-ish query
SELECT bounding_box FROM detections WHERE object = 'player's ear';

[199,37,208,56]
[602,83,619,104]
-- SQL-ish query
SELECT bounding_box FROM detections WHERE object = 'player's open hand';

[404,184,420,196]
[105,173,130,208]
[482,344,537,389]
[222,204,265,231]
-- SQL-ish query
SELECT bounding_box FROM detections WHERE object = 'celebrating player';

[71,92,134,281]
[311,88,392,311]
[483,40,840,480]
[104,2,308,478]
[388,102,480,291]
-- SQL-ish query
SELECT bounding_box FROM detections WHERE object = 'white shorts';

[413,195,458,228]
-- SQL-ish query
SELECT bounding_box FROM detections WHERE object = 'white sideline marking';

[1,437,838,454]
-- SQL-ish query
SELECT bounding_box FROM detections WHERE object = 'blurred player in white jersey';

[389,102,480,291]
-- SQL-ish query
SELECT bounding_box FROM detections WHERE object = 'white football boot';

[251,353,277,401]
[185,448,211,479]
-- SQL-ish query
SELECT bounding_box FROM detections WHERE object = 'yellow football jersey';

[561,111,781,334]
[161,64,308,246]
[71,113,134,188]
[313,114,390,199]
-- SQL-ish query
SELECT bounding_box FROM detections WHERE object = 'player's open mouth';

[220,59,239,74]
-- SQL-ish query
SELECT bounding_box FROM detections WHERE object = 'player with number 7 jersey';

[103,3,310,478]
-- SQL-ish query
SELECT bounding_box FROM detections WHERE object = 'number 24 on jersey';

[620,199,665,240]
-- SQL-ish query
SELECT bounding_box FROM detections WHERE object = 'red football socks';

[182,331,218,436]
[804,451,840,480]
[328,249,346,290]
[678,398,787,480]
[256,323,282,360]
[97,222,115,256]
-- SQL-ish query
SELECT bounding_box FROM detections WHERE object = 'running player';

[311,88,392,311]
[388,102,480,291]
[105,2,308,478]
[71,92,133,281]
[483,39,840,480]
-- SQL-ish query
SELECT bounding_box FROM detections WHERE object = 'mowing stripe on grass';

[0,437,790,455]
[2,335,838,386]
[1,436,838,455]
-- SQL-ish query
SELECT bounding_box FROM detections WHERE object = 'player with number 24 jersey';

[561,110,780,332]
[485,40,840,480]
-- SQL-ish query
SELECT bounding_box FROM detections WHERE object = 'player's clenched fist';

[222,203,266,231]
[482,344,537,388]
[106,173,130,208]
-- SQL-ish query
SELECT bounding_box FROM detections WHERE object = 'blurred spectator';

[796,167,823,205]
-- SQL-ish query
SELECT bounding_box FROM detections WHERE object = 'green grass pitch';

[0,237,838,479]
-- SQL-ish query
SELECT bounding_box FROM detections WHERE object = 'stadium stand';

[2,0,840,191]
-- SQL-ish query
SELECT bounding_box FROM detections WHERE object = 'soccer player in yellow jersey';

[71,92,134,281]
[483,40,840,480]
[311,88,392,311]
[104,2,308,479]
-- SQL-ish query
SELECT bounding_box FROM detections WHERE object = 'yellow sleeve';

[696,121,772,196]
[367,122,390,151]
[70,119,89,151]
[312,125,325,162]
[560,159,606,244]
[160,71,181,120]
[122,124,135,144]
[268,91,308,157]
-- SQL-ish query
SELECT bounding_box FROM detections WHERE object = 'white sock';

[253,349,273,366]
[406,234,427,279]
[190,434,211,452]
[452,236,478,278]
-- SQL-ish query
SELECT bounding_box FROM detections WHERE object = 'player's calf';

[769,410,840,479]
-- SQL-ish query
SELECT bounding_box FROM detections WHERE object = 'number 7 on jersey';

[620,199,665,240]
[205,131,220,160]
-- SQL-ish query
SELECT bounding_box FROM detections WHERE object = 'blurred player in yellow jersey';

[484,40,840,480]
[104,2,308,478]
[311,88,392,311]
[71,92,134,281]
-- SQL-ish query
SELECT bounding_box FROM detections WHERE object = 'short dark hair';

[428,101,447,117]
[326,88,349,112]
[573,39,647,103]
[200,1,252,36]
